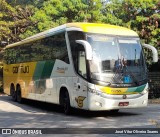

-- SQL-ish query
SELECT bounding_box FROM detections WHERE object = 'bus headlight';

[88,88,103,96]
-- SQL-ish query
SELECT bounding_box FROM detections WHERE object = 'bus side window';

[67,31,85,73]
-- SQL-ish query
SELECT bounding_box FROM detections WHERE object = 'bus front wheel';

[60,90,71,115]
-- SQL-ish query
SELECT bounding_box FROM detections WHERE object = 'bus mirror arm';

[142,44,158,63]
[76,40,92,60]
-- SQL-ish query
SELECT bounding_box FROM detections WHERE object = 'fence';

[148,72,160,99]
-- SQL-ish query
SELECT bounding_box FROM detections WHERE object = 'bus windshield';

[87,34,147,86]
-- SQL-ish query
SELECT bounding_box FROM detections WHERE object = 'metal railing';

[148,72,160,99]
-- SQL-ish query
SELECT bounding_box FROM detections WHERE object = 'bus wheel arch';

[16,84,23,103]
[59,87,71,115]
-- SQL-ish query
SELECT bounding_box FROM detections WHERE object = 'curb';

[148,99,160,104]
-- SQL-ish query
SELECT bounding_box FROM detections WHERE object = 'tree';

[0,0,38,45]
[103,0,160,65]
[19,0,88,38]
[102,0,124,25]
[0,0,106,43]
[20,0,106,38]
[85,0,105,22]
[0,0,15,44]
[21,0,87,37]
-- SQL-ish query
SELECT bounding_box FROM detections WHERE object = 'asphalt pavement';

[0,95,160,137]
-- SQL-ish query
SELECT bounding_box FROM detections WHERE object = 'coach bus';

[3,23,158,114]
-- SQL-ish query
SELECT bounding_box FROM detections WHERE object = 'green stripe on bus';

[33,61,45,81]
[127,84,146,93]
[41,60,55,79]
[33,60,55,81]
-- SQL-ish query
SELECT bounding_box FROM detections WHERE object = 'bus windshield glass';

[87,34,147,86]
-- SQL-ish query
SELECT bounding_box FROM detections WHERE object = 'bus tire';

[10,85,17,102]
[10,84,14,97]
[16,85,23,103]
[60,89,71,115]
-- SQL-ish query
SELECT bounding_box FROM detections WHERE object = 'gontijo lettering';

[12,66,29,74]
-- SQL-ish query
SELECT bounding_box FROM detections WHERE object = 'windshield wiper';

[91,73,112,86]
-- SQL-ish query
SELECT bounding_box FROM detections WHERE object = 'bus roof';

[67,23,138,36]
[5,23,138,49]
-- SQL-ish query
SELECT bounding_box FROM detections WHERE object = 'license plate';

[118,102,129,106]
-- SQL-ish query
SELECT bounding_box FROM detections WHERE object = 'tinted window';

[4,33,69,64]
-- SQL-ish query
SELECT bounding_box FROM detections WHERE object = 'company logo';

[2,129,11,134]
[56,67,68,74]
[4,69,9,72]
[75,96,86,108]
[1,129,42,135]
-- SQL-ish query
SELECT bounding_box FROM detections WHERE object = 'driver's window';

[77,47,87,79]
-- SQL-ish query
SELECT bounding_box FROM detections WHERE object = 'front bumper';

[87,92,148,111]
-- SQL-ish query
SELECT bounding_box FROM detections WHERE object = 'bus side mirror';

[76,40,92,60]
[142,44,158,63]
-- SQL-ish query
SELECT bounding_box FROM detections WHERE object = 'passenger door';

[73,45,88,110]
